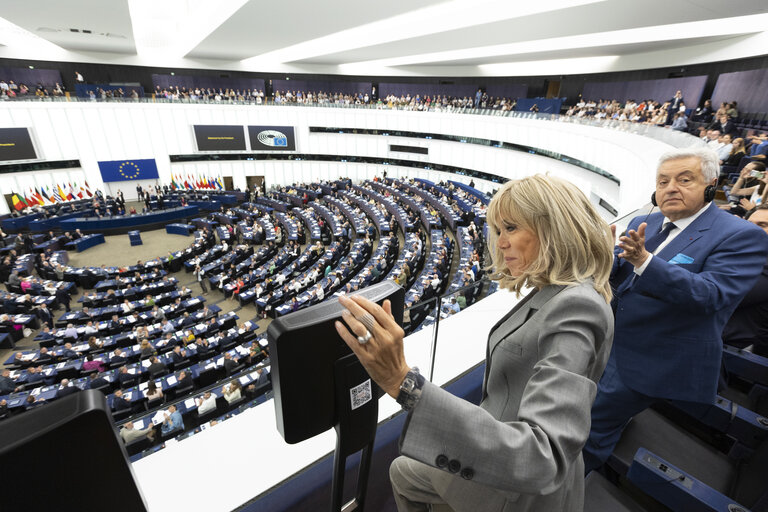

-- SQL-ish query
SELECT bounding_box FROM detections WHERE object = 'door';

[223,177,233,191]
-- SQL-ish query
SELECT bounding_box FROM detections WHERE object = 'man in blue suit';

[584,147,768,472]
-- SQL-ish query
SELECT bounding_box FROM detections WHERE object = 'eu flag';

[98,159,160,182]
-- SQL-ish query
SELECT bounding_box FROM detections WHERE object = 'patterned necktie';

[645,222,676,254]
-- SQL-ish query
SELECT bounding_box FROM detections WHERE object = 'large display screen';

[248,125,296,151]
[0,128,38,161]
[193,125,246,151]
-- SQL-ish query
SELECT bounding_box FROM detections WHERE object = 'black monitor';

[0,390,148,511]
[268,281,404,444]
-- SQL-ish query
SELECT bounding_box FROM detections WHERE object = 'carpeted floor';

[1,227,270,366]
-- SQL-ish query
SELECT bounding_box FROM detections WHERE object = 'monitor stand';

[331,353,380,512]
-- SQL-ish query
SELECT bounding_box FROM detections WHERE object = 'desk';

[166,224,195,236]
[66,234,105,252]
[59,206,200,232]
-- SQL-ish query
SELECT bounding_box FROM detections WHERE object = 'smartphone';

[750,170,765,179]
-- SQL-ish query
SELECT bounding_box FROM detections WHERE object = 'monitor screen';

[248,125,296,151]
[193,125,246,151]
[0,127,37,161]
[0,390,148,511]
[268,281,404,444]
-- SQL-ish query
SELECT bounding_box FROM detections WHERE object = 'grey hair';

[657,147,720,182]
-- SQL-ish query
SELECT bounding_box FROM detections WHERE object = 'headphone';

[651,184,716,207]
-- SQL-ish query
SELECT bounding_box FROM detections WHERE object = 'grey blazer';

[399,282,614,511]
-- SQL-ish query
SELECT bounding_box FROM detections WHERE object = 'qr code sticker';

[350,379,373,410]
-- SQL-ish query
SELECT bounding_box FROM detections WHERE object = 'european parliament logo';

[257,130,288,147]
[98,158,160,182]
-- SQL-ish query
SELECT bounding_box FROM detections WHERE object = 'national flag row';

[11,182,93,211]
[169,172,224,191]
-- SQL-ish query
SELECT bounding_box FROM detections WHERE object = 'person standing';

[583,147,768,473]
[195,264,208,294]
[336,174,615,511]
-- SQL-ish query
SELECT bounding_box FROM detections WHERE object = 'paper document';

[184,398,195,408]
[166,376,177,385]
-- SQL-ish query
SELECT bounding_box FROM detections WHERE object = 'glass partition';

[3,95,703,149]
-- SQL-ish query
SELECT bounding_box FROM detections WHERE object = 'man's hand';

[617,222,651,268]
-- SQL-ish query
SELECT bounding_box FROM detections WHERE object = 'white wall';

[0,103,680,216]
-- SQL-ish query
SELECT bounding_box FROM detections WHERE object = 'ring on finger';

[357,330,372,344]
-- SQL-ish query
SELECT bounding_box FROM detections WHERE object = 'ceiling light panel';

[343,12,768,68]
[241,0,604,66]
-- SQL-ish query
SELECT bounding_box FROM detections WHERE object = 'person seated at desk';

[161,318,175,335]
[160,405,183,435]
[176,370,193,390]
[111,348,127,366]
[144,294,155,308]
[78,306,94,320]
[62,231,74,244]
[196,337,213,358]
[103,289,119,306]
[116,366,134,387]
[87,336,103,352]
[441,297,461,316]
[180,312,194,327]
[147,357,167,377]
[56,379,79,399]
[196,391,217,415]
[61,323,78,341]
[145,380,163,402]
[155,332,175,351]
[139,340,155,359]
[182,330,195,345]
[222,352,240,375]
[82,354,105,373]
[60,342,78,360]
[83,321,99,336]
[150,305,164,322]
[25,366,45,385]
[0,368,21,395]
[88,372,109,391]
[112,389,131,412]
[223,381,242,404]
[121,299,134,315]
[168,346,187,365]
[107,314,122,333]
[120,420,155,443]
[7,270,21,289]
[34,347,54,364]
[25,394,45,410]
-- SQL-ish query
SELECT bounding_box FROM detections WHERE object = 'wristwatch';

[396,367,425,411]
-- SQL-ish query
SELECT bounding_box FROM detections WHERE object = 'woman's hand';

[335,295,410,399]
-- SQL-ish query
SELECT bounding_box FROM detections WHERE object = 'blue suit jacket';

[611,203,768,402]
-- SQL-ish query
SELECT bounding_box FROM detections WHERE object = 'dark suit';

[169,351,185,365]
[147,362,167,376]
[722,260,768,356]
[177,374,193,390]
[56,386,79,399]
[110,355,127,366]
[223,358,239,375]
[584,203,768,472]
[89,376,109,390]
[112,396,130,411]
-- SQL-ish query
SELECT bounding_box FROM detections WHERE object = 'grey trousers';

[390,456,456,512]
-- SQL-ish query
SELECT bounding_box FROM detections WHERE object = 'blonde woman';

[335,174,614,512]
[223,380,242,404]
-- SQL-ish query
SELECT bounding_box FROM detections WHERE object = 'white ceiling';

[0,0,767,76]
